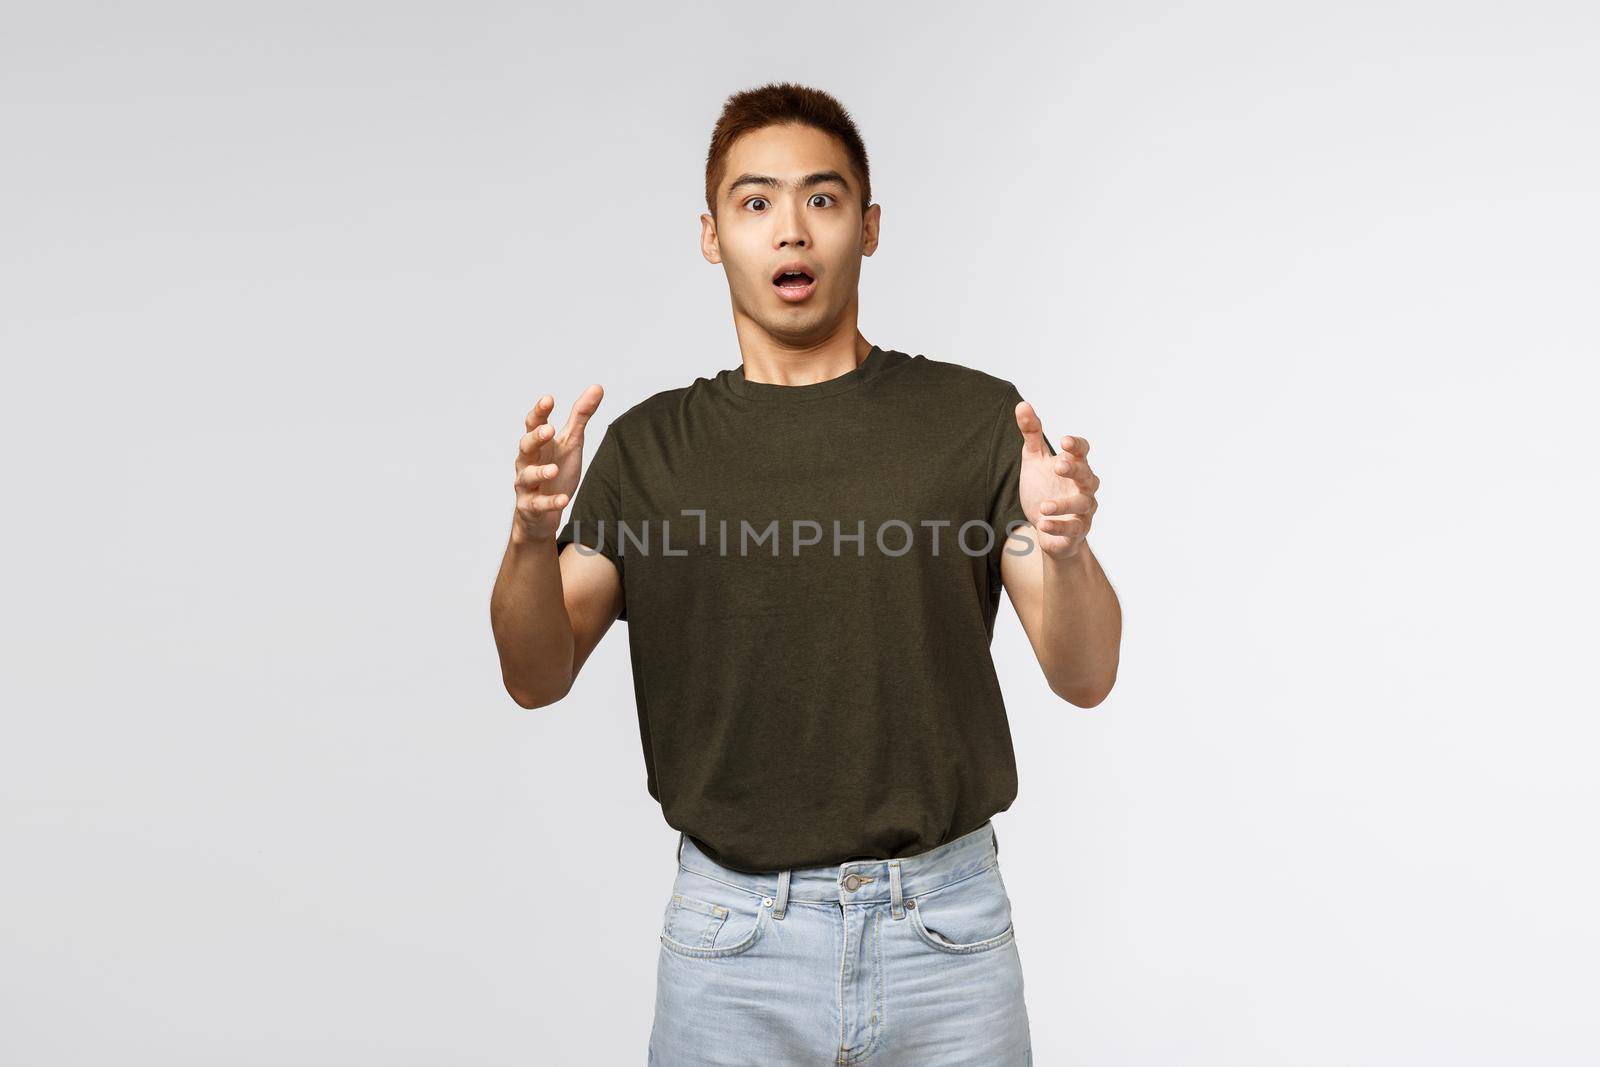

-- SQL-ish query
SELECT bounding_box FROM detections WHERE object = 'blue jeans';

[650,820,1032,1065]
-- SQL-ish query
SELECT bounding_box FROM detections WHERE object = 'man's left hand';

[1014,400,1099,560]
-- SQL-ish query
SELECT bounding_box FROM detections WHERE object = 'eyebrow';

[725,170,852,200]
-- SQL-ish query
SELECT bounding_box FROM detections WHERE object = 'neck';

[734,330,874,387]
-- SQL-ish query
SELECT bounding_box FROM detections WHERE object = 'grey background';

[3,1,1596,1063]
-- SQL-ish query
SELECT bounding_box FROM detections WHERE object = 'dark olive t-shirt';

[554,344,1055,872]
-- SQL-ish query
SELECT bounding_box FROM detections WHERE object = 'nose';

[774,198,809,250]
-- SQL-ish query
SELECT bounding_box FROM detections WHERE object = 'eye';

[809,193,836,208]
[746,197,769,212]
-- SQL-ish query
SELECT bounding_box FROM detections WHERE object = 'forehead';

[720,124,853,193]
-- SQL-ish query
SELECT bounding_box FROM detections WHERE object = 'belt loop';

[889,859,905,920]
[772,869,791,920]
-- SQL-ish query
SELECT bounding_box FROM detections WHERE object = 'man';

[489,82,1121,1066]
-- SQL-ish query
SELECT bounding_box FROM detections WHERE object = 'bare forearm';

[1037,541,1121,706]
[489,527,576,708]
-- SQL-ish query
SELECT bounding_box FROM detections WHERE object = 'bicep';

[999,524,1048,653]
[558,542,624,678]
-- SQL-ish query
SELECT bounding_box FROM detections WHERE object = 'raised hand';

[513,384,604,543]
[1014,399,1099,560]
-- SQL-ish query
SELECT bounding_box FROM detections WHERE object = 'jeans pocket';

[907,862,1016,955]
[659,869,769,959]
[661,892,728,949]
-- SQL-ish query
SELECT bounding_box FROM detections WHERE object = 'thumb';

[1014,399,1048,457]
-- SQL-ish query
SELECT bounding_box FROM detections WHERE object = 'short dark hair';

[704,82,872,218]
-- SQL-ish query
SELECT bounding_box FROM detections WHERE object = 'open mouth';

[771,265,817,301]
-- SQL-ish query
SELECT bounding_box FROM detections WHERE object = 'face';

[700,123,880,344]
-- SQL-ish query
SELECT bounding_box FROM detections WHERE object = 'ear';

[860,202,881,257]
[699,212,722,265]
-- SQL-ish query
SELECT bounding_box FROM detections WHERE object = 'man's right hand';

[513,385,605,544]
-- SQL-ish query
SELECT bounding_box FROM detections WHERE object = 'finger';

[515,490,570,517]
[1059,434,1090,458]
[1054,455,1097,485]
[1014,399,1049,457]
[1039,493,1096,517]
[519,425,554,456]
[515,423,556,471]
[515,461,560,489]
[524,395,556,433]
[560,384,606,444]
[1037,514,1089,538]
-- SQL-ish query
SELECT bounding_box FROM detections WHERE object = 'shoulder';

[591,371,721,438]
[891,350,1026,409]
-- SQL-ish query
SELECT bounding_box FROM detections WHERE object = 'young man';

[489,82,1121,1066]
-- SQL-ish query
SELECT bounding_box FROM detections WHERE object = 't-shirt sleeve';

[554,421,628,621]
[987,380,1058,546]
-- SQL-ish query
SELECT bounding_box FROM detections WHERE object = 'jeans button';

[843,874,863,891]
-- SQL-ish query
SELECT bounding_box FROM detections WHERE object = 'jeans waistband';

[676,821,1001,922]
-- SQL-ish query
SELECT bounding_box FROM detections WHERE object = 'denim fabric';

[650,820,1032,1065]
